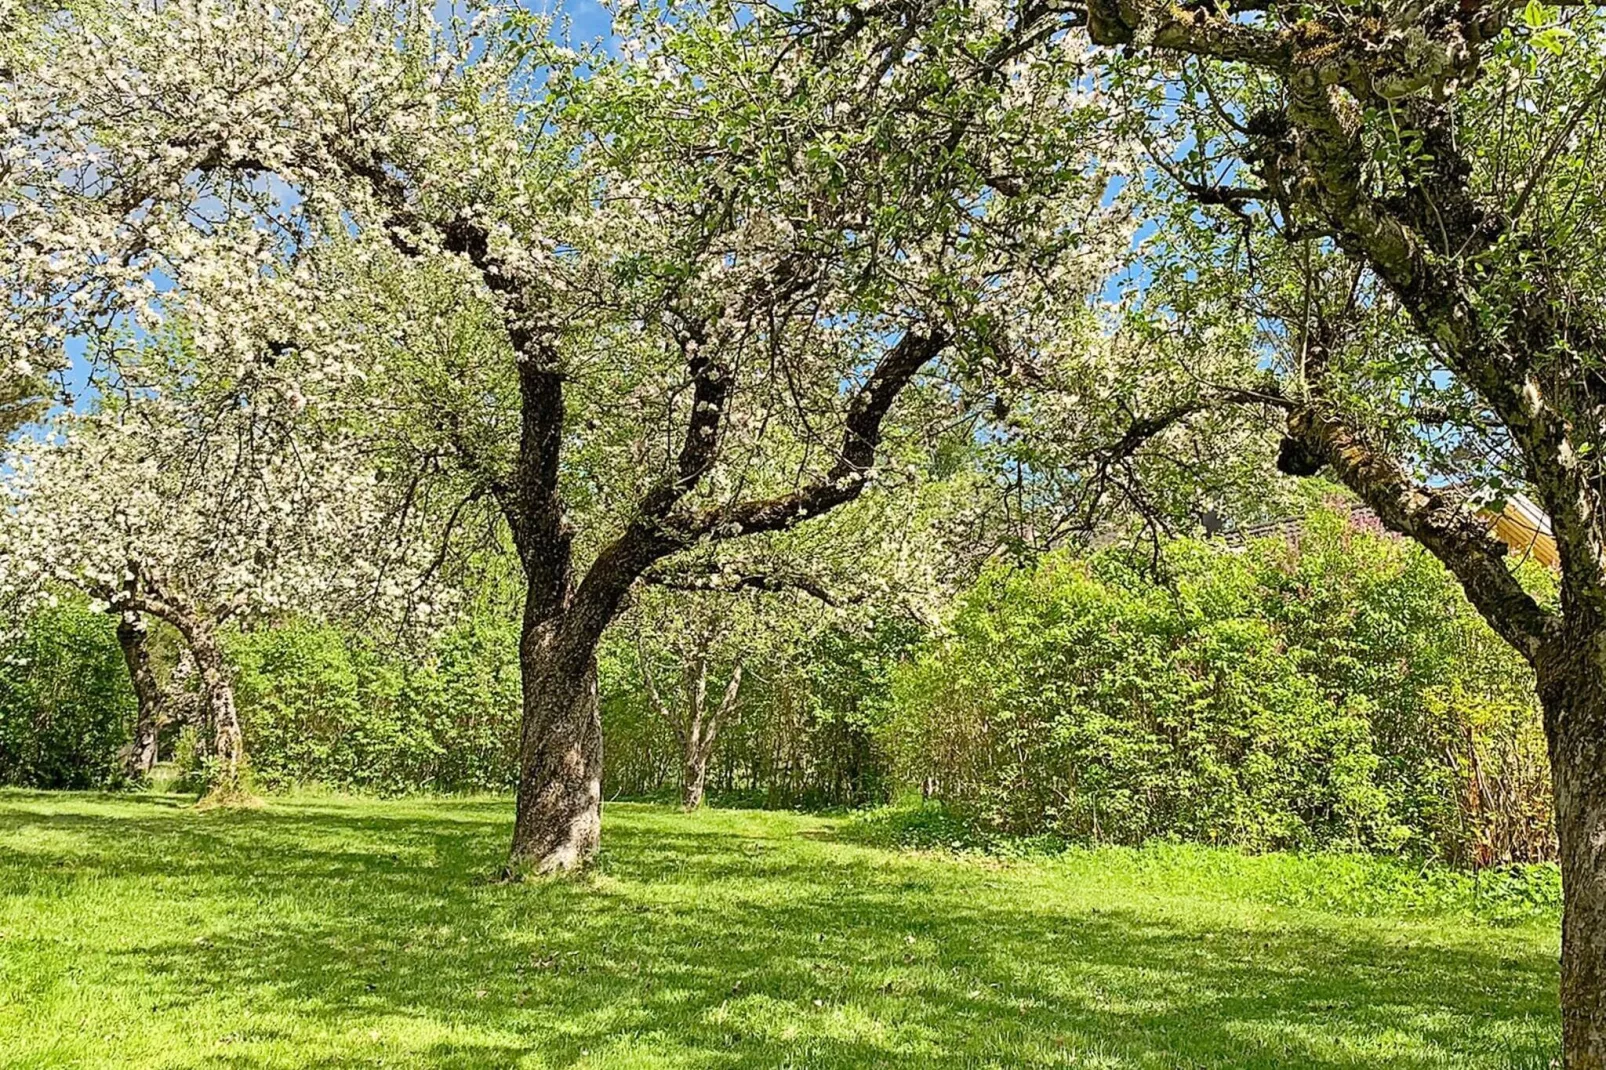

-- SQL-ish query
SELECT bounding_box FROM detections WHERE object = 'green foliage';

[230,618,522,794]
[167,724,207,794]
[0,601,133,789]
[885,508,1551,861]
[842,797,1069,857]
[0,366,46,438]
[602,615,922,807]
[0,509,1553,862]
[844,799,1562,926]
[0,598,914,806]
[0,792,1560,1068]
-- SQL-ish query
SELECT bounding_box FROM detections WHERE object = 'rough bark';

[1538,635,1606,1069]
[681,757,709,811]
[114,588,246,801]
[115,612,162,780]
[187,625,245,801]
[508,619,602,875]
[499,340,599,874]
[682,661,741,811]
[498,329,942,872]
[1284,407,1555,662]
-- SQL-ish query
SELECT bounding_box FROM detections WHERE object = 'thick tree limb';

[1285,406,1556,662]
[641,562,859,607]
[637,324,731,521]
[684,327,949,540]
[561,327,946,657]
[1093,0,1606,622]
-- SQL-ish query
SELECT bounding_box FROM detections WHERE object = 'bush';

[0,601,134,789]
[883,508,1553,861]
[230,618,522,794]
[0,506,1555,866]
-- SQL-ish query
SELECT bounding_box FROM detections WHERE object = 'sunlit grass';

[0,791,1561,1068]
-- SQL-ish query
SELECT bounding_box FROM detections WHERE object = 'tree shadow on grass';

[0,794,514,890]
[1,797,1561,1069]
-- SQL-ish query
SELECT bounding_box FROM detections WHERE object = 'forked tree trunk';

[115,612,162,780]
[682,753,710,811]
[508,621,603,875]
[495,327,939,874]
[681,662,740,811]
[1539,638,1606,1069]
[113,587,245,802]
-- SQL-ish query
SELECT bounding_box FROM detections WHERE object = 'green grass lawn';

[0,791,1562,1069]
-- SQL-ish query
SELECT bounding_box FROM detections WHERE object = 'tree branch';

[640,562,859,607]
[635,630,688,750]
[560,326,946,657]
[685,327,949,541]
[637,323,731,521]
[1284,405,1557,663]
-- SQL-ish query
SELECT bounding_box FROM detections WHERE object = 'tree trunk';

[113,588,245,803]
[188,628,245,801]
[115,612,161,781]
[1539,639,1606,1069]
[508,621,603,875]
[682,751,709,810]
[680,661,738,812]
[680,654,710,811]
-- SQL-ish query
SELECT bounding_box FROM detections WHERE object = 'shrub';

[0,600,133,789]
[230,618,522,794]
[883,509,1553,861]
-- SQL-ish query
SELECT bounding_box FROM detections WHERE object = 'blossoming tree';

[3,0,1134,867]
[0,328,444,798]
[796,0,1606,1057]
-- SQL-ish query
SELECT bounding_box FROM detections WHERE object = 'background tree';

[634,593,753,811]
[0,333,441,799]
[0,365,46,438]
[113,610,163,780]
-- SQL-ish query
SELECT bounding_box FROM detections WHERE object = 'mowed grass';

[0,791,1561,1069]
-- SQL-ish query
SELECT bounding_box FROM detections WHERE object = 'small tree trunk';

[681,661,738,812]
[680,655,709,811]
[1540,640,1606,1069]
[115,613,161,780]
[509,622,602,875]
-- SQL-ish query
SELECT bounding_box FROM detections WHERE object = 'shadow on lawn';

[1,796,1561,1069]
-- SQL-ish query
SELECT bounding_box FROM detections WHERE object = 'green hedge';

[882,510,1554,862]
[0,508,1560,869]
[0,602,134,789]
[229,619,522,794]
